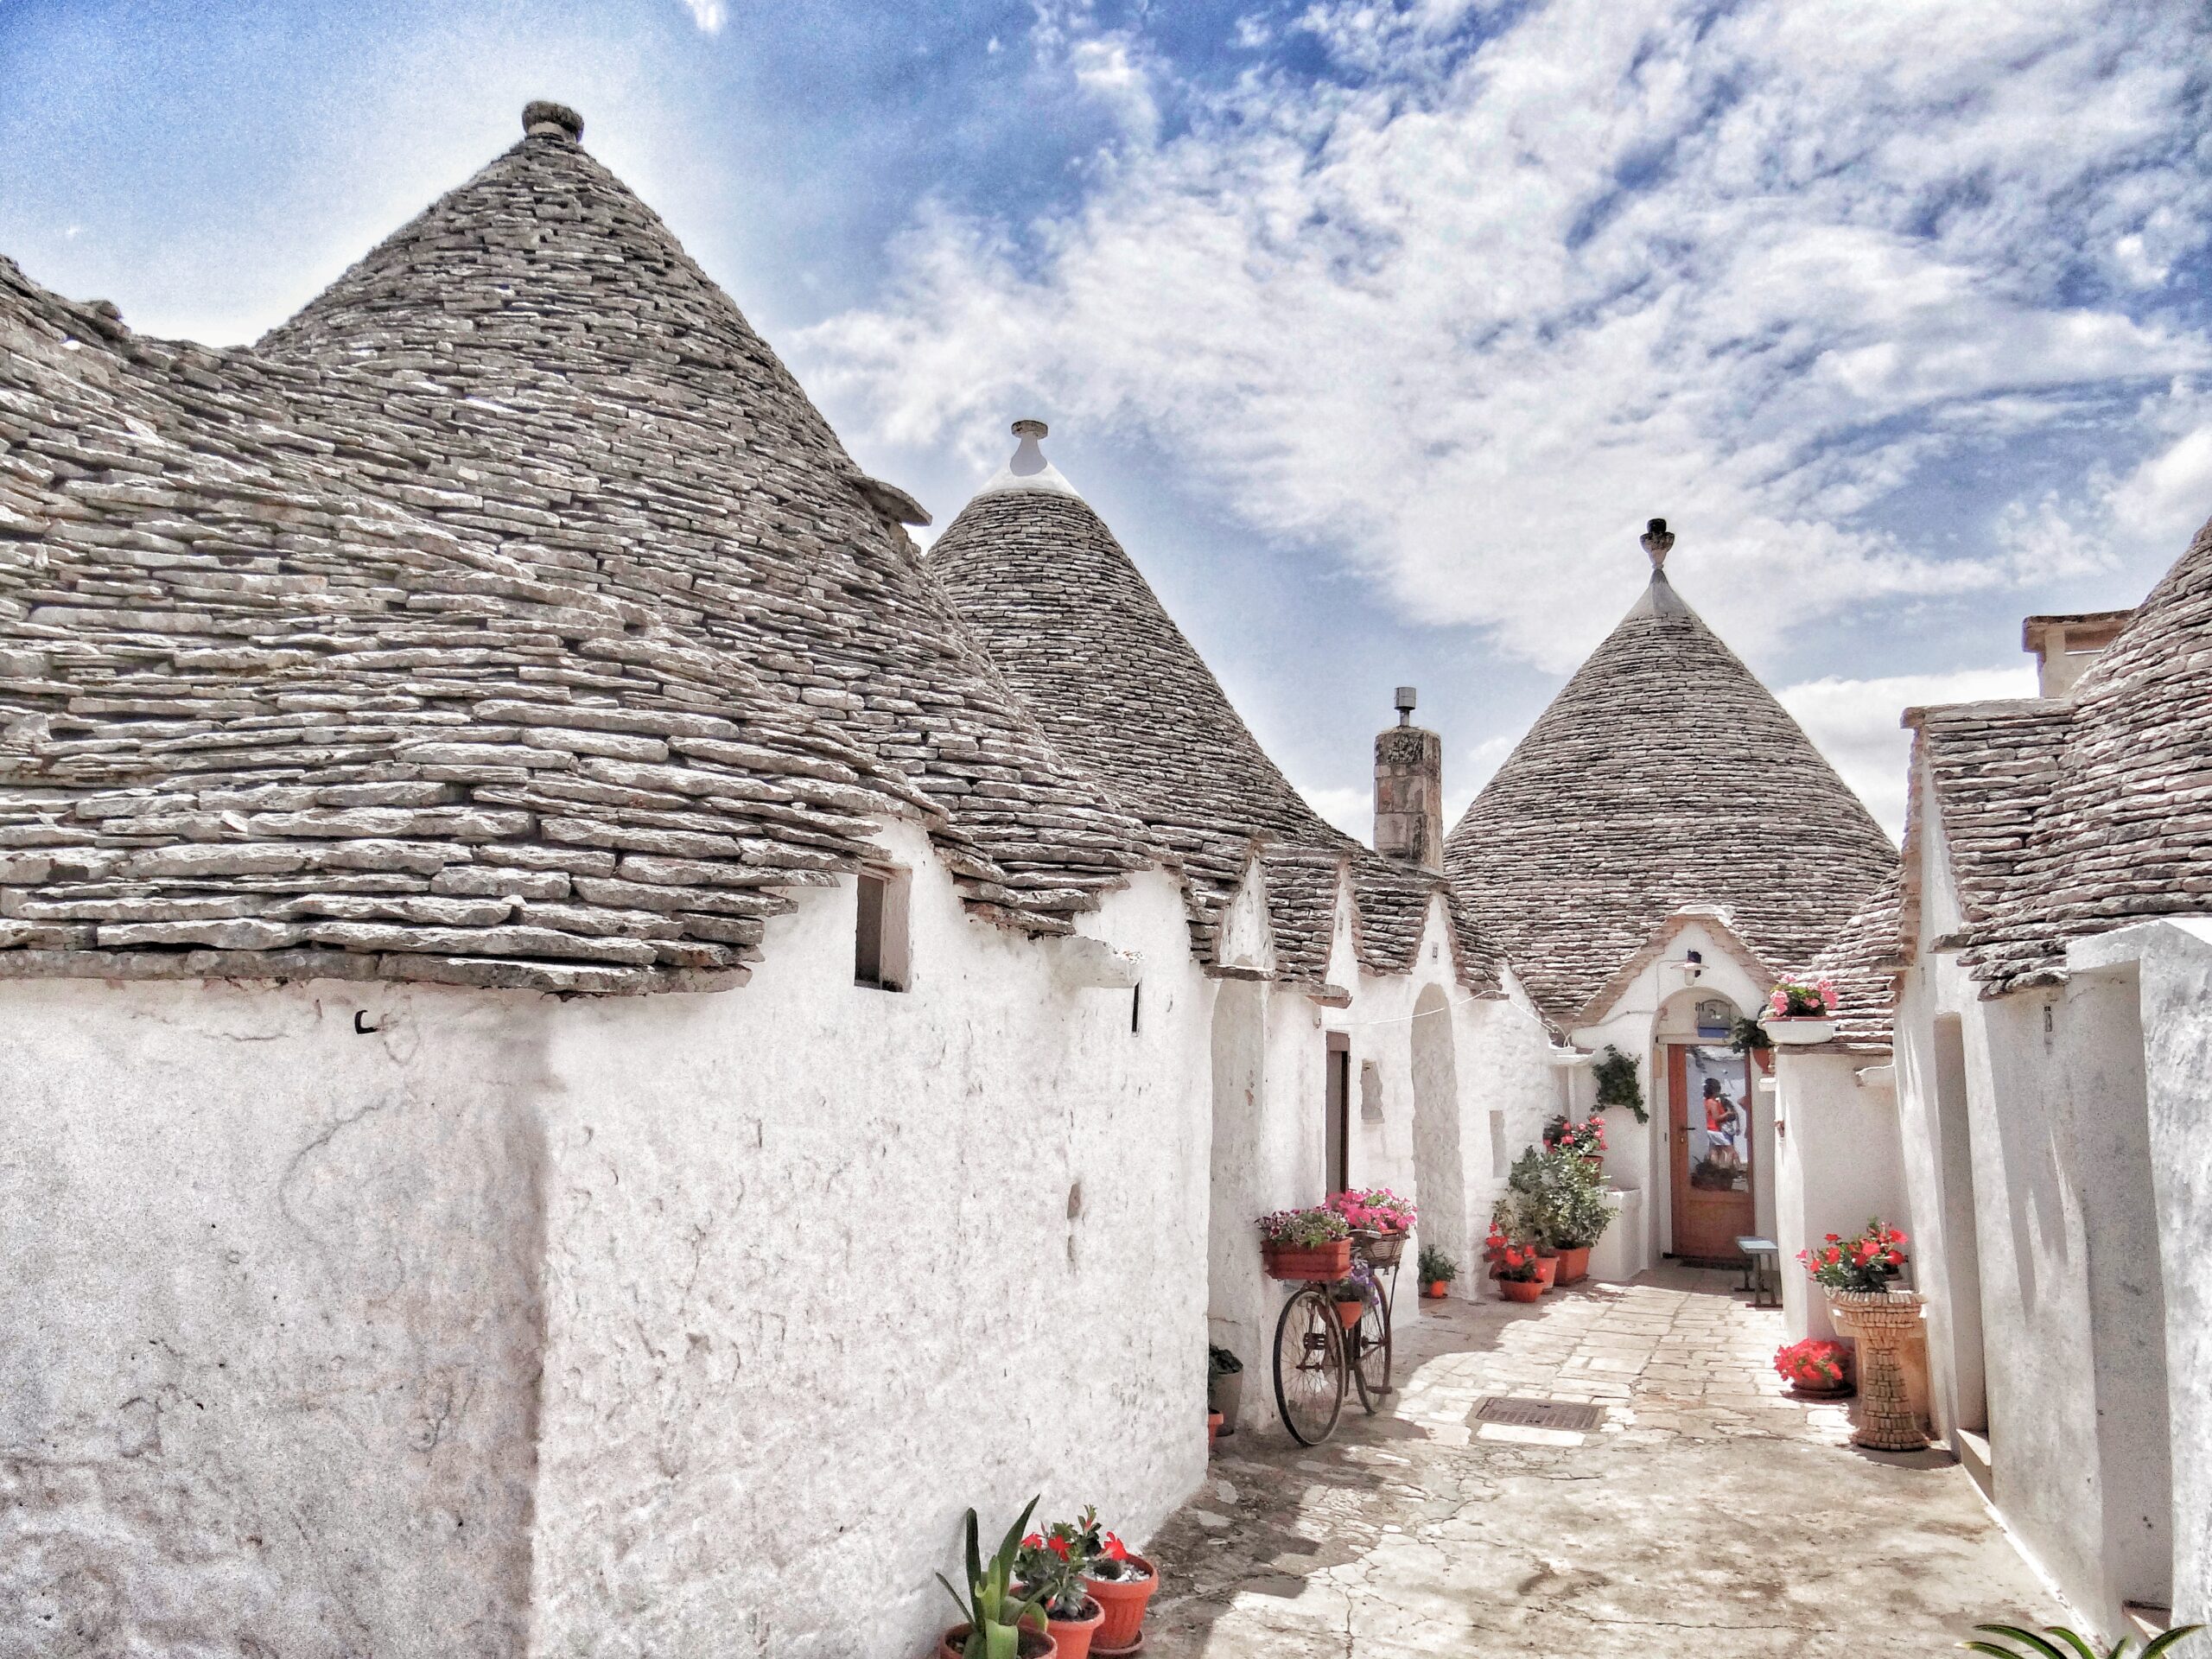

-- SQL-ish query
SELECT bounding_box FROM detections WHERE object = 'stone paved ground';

[1150,1268,2057,1658]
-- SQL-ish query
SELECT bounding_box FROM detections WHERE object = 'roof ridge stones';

[929,433,1496,990]
[1445,540,1896,1027]
[0,106,1161,992]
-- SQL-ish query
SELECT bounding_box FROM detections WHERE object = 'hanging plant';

[1591,1045,1648,1125]
[1731,1015,1770,1053]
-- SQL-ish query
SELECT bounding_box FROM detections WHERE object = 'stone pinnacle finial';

[1641,517,1675,572]
[1008,419,1050,479]
[523,101,585,142]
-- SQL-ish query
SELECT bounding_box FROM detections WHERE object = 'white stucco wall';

[0,821,1215,1658]
[1892,781,2198,1639]
[1772,1052,1910,1341]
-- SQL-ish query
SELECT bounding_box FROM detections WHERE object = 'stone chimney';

[2022,609,2133,698]
[1374,686,1445,874]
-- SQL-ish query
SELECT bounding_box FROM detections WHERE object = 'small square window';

[855,864,911,991]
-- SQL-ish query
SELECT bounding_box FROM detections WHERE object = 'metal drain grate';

[1471,1395,1604,1433]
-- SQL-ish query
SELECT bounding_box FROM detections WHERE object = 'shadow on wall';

[1208,980,1268,1370]
[1409,984,1466,1287]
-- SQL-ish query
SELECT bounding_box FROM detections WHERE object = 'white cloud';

[1300,784,1372,844]
[800,0,2212,672]
[1777,665,2041,840]
[678,0,727,33]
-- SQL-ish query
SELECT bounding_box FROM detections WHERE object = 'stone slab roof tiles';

[928,446,1497,991]
[0,107,1160,992]
[1444,530,1896,1028]
[1930,512,2212,993]
[1802,873,1905,1052]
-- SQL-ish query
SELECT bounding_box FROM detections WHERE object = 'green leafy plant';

[1730,1015,1770,1053]
[1591,1045,1649,1124]
[1015,1510,1099,1624]
[1504,1146,1613,1249]
[1418,1244,1458,1283]
[937,1498,1051,1659]
[1208,1344,1243,1377]
[1961,1623,2203,1658]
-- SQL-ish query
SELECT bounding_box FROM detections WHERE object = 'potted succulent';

[1206,1344,1244,1437]
[1328,1186,1418,1269]
[1070,1510,1159,1654]
[1764,977,1839,1044]
[1418,1244,1458,1299]
[1326,1261,1376,1329]
[1484,1224,1545,1302]
[1256,1206,1352,1281]
[1802,1217,1924,1450]
[938,1499,1058,1659]
[1772,1337,1853,1398]
[1016,1519,1104,1659]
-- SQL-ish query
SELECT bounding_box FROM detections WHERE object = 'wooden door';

[1325,1033,1351,1194]
[1669,1043,1757,1264]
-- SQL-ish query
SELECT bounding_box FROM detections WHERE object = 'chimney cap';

[523,101,585,141]
[1011,418,1048,439]
[1394,685,1418,725]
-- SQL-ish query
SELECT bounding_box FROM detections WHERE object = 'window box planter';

[1764,1017,1837,1046]
[1262,1239,1351,1281]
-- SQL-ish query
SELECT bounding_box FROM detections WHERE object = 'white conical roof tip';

[980,417,1083,500]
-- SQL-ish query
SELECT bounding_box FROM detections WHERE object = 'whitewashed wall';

[0,821,1214,1659]
[1770,1052,1910,1341]
[1892,791,2200,1639]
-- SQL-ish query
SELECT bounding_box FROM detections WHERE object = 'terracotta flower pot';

[1082,1557,1159,1652]
[942,1622,1058,1659]
[1024,1597,1104,1659]
[1534,1255,1558,1290]
[1334,1299,1364,1329]
[1424,1279,1448,1299]
[1497,1277,1544,1303]
[1207,1408,1223,1450]
[1262,1239,1351,1281]
[1554,1246,1590,1285]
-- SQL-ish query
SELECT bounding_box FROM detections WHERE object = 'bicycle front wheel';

[1273,1283,1347,1446]
[1351,1281,1393,1409]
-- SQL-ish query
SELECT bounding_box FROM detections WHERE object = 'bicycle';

[1268,1228,1404,1446]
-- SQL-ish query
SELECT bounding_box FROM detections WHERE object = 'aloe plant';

[937,1497,1051,1659]
[1963,1622,2204,1659]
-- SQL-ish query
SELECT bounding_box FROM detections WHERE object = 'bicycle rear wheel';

[1273,1283,1347,1446]
[1351,1281,1393,1409]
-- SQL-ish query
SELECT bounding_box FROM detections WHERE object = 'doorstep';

[1953,1427,1993,1501]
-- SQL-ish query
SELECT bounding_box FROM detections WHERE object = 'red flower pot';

[1083,1558,1158,1653]
[1207,1408,1223,1450]
[1025,1598,1103,1659]
[1534,1255,1557,1290]
[1424,1280,1448,1299]
[1262,1240,1351,1281]
[1334,1299,1364,1328]
[1554,1246,1590,1285]
[943,1624,1058,1658]
[1497,1277,1545,1303]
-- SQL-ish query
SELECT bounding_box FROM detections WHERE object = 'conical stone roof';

[930,431,1494,988]
[1444,522,1895,1026]
[0,105,1157,993]
[1949,510,2212,990]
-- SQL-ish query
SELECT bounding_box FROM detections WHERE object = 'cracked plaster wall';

[0,978,549,1659]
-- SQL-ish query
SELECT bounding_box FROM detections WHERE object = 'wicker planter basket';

[1826,1287,1928,1450]
[1353,1229,1407,1269]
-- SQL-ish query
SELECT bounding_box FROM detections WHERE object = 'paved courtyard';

[1152,1269,2057,1658]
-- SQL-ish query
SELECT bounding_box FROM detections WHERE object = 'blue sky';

[5,0,2209,838]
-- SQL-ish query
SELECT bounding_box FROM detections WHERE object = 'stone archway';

[1408,983,1467,1291]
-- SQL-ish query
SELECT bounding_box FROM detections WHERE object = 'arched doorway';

[1408,983,1466,1293]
